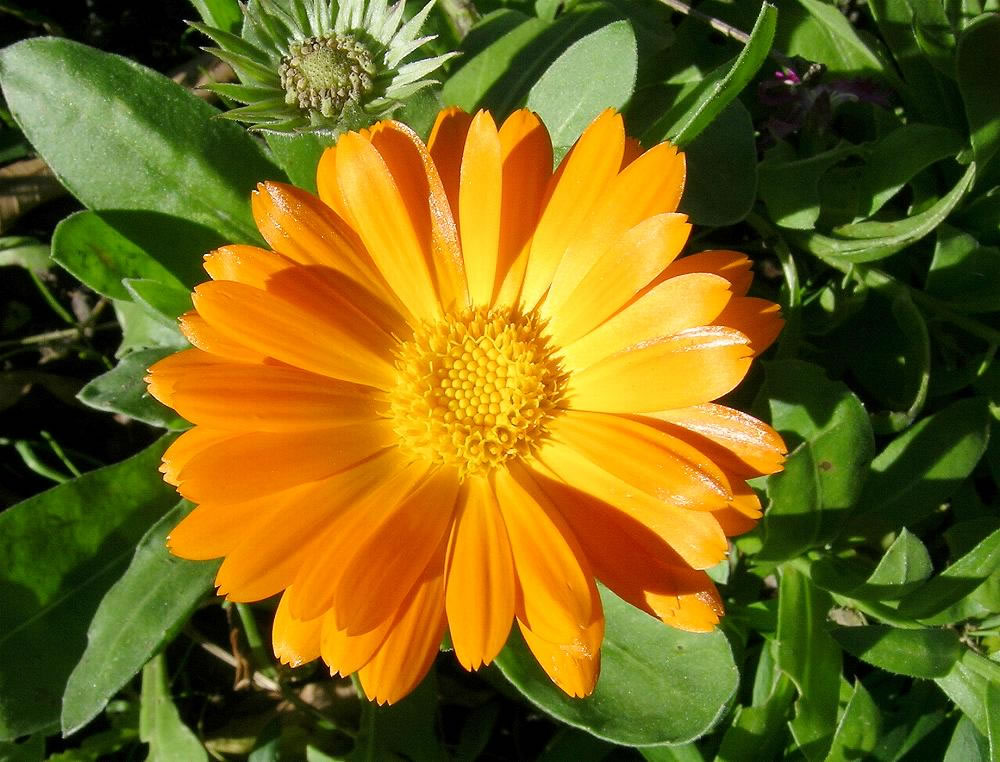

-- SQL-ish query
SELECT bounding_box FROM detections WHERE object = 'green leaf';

[0,236,50,274]
[113,300,188,357]
[264,133,331,194]
[957,14,1000,177]
[442,7,618,117]
[348,674,444,762]
[793,162,977,263]
[526,19,637,149]
[677,101,757,227]
[645,3,776,147]
[123,279,194,326]
[935,649,1000,737]
[926,224,1000,313]
[831,625,961,678]
[758,361,875,561]
[78,348,189,430]
[777,566,841,761]
[988,682,1000,762]
[139,652,208,761]
[869,292,930,433]
[759,143,864,231]
[62,501,216,735]
[849,397,991,533]
[858,124,963,218]
[51,211,219,301]
[0,38,282,243]
[495,585,737,746]
[781,0,894,80]
[863,529,933,599]
[895,526,1000,622]
[945,714,990,762]
[0,438,177,740]
[715,644,795,762]
[188,0,244,33]
[823,679,880,762]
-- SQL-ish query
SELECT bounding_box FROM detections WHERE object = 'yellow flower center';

[390,307,567,478]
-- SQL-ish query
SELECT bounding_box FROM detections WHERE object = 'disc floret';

[391,307,568,478]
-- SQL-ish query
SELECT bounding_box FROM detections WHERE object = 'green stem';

[41,430,82,478]
[233,603,357,738]
[10,439,70,483]
[0,321,118,348]
[28,269,76,326]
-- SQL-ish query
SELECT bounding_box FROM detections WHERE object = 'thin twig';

[436,0,479,40]
[658,0,792,67]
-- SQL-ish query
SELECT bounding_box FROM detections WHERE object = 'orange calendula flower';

[147,107,786,704]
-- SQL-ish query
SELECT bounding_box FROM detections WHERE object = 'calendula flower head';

[192,0,455,134]
[147,107,787,704]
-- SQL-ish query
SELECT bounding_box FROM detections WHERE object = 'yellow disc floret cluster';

[390,307,567,478]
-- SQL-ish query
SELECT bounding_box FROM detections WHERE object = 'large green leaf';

[824,679,880,762]
[895,525,1000,622]
[495,586,737,746]
[50,211,219,301]
[926,224,1000,313]
[777,566,841,761]
[0,438,177,740]
[758,361,874,561]
[831,626,961,678]
[794,162,977,263]
[848,397,991,534]
[78,348,189,430]
[677,101,757,227]
[0,38,283,243]
[644,3,776,147]
[139,652,208,761]
[526,19,637,149]
[935,649,1000,737]
[62,502,218,735]
[780,0,894,80]
[957,14,1000,177]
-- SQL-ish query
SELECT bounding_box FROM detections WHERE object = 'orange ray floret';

[147,106,786,705]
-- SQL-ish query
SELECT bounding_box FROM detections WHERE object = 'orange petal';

[192,280,396,389]
[560,273,733,372]
[459,111,504,305]
[160,427,240,486]
[251,181,392,303]
[538,475,723,632]
[167,363,385,432]
[368,121,469,313]
[315,144,352,223]
[146,348,233,409]
[335,466,461,635]
[520,109,624,309]
[537,442,728,569]
[357,548,448,705]
[167,492,279,560]
[173,421,396,505]
[493,109,553,308]
[214,451,403,601]
[546,214,693,347]
[178,310,267,364]
[648,403,786,477]
[428,106,473,219]
[321,610,392,677]
[659,250,754,296]
[335,130,443,321]
[567,326,753,413]
[492,464,595,644]
[543,142,686,324]
[288,457,430,622]
[445,475,516,670]
[716,296,784,355]
[203,245,295,288]
[272,591,323,667]
[517,585,603,699]
[551,411,732,511]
